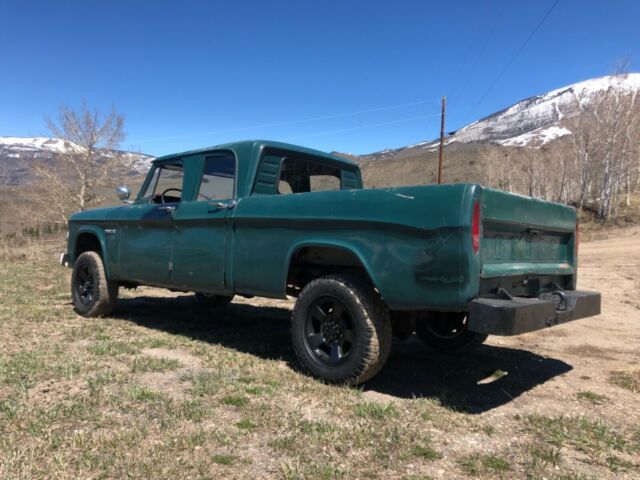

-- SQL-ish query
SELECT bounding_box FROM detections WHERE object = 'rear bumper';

[468,290,601,336]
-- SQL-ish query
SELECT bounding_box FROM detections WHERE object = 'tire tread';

[71,251,118,317]
[291,274,391,385]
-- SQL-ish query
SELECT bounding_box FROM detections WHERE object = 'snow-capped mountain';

[453,73,640,145]
[360,73,640,159]
[0,136,154,185]
[0,136,84,154]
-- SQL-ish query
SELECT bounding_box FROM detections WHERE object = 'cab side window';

[141,162,185,203]
[278,158,341,195]
[197,152,236,200]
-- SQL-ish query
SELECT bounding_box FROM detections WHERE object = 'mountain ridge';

[0,136,153,185]
[356,73,640,160]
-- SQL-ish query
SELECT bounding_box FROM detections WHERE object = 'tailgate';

[480,188,577,278]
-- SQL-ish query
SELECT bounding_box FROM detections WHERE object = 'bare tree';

[561,62,640,219]
[483,58,639,218]
[483,148,514,192]
[0,162,8,185]
[521,147,548,199]
[22,101,127,224]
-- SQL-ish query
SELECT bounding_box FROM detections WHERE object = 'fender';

[73,225,113,278]
[283,238,384,299]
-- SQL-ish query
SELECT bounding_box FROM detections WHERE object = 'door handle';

[210,200,237,210]
[158,205,176,214]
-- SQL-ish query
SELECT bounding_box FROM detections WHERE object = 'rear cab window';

[253,151,360,196]
[278,158,342,195]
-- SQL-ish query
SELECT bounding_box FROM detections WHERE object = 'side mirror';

[116,185,131,203]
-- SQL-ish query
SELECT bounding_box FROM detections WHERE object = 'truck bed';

[231,183,578,310]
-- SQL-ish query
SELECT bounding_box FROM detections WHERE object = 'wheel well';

[75,233,102,260]
[286,246,374,296]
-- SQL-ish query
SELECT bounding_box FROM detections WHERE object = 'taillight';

[472,200,481,255]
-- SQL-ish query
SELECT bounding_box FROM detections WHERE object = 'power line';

[449,7,491,99]
[463,0,561,123]
[284,113,442,141]
[449,1,508,112]
[131,98,442,145]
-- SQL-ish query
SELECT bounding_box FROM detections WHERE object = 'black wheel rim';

[425,312,467,340]
[304,296,356,366]
[75,263,95,305]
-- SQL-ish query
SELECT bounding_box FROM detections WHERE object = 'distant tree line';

[1,222,65,240]
[485,73,639,220]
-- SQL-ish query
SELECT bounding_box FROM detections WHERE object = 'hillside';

[0,136,153,186]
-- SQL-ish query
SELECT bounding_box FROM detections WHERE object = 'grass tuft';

[184,370,222,397]
[410,444,441,461]
[605,454,635,472]
[236,419,256,431]
[220,395,248,407]
[354,401,398,420]
[128,387,164,402]
[87,339,139,357]
[131,356,182,373]
[576,391,607,404]
[173,399,208,422]
[609,370,640,393]
[524,414,628,453]
[211,454,237,465]
[529,443,561,468]
[459,453,511,476]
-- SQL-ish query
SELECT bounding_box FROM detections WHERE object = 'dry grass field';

[1,231,639,479]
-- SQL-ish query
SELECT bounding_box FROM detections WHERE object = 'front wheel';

[415,311,487,353]
[71,251,118,317]
[291,275,392,385]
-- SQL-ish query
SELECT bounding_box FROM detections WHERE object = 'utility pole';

[437,96,446,184]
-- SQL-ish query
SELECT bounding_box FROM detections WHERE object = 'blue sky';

[1,1,639,156]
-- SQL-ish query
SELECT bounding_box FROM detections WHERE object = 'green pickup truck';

[61,140,600,384]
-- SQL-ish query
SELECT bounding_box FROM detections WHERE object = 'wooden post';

[437,96,446,184]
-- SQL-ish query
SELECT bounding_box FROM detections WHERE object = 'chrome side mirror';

[116,185,132,203]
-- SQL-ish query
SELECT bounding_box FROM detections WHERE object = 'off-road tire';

[291,275,392,385]
[195,293,234,308]
[71,251,118,317]
[415,311,488,353]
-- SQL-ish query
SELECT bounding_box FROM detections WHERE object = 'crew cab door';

[117,161,185,286]
[170,151,236,293]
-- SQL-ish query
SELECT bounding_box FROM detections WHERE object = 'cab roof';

[153,140,356,166]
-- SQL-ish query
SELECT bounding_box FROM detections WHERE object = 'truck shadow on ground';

[114,295,572,414]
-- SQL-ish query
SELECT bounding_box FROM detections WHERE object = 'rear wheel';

[415,311,487,353]
[195,293,234,308]
[291,275,392,385]
[71,251,118,317]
